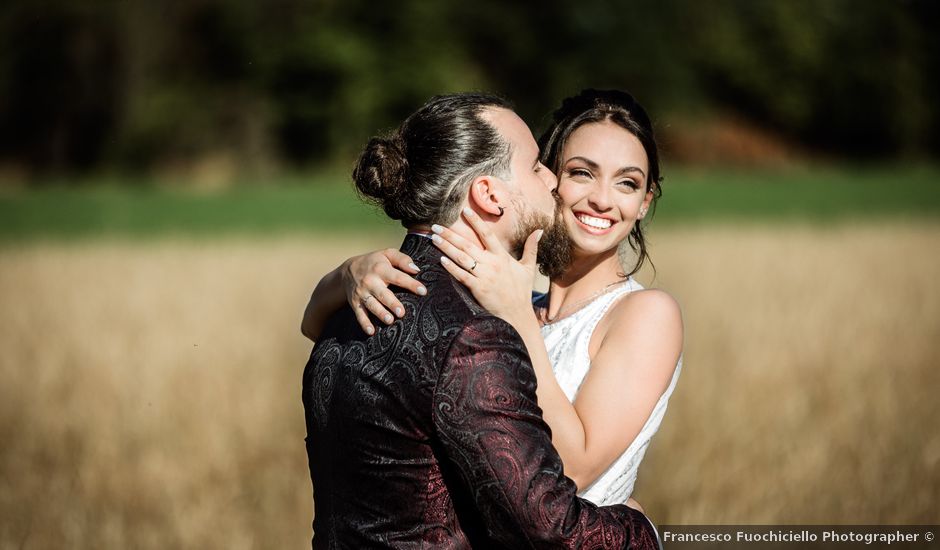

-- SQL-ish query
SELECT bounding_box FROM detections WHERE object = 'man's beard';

[509,196,573,280]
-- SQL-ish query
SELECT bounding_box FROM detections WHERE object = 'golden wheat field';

[1,223,939,548]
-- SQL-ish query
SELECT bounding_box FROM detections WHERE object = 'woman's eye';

[569,168,591,178]
[617,179,640,190]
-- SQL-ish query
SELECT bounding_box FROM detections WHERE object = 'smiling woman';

[554,125,653,275]
[503,89,682,503]
[538,89,663,280]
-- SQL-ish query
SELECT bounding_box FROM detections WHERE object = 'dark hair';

[537,89,662,278]
[354,93,514,227]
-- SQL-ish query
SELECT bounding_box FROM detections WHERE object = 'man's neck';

[407,224,433,237]
[407,221,497,251]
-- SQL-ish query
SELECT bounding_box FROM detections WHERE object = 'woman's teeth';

[576,213,612,230]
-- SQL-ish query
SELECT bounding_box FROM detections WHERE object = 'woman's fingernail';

[408,262,420,272]
[431,234,442,243]
[417,286,427,295]
[536,229,544,242]
[440,256,450,265]
[395,307,404,317]
[366,326,375,335]
[384,314,393,324]
[463,207,475,217]
[431,224,443,234]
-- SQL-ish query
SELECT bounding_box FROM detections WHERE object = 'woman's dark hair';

[354,93,514,227]
[537,89,662,278]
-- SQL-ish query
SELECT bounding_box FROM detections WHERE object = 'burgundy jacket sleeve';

[432,315,659,550]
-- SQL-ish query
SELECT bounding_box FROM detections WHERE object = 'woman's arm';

[521,289,682,489]
[300,249,424,342]
[300,263,348,341]
[432,209,682,490]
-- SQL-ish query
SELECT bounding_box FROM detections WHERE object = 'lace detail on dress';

[539,278,683,505]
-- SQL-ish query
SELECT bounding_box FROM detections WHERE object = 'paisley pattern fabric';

[303,234,658,549]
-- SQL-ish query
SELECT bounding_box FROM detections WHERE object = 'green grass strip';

[0,166,937,241]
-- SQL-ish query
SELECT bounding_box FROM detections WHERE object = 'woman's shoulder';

[607,287,683,337]
[621,287,680,314]
[593,287,683,377]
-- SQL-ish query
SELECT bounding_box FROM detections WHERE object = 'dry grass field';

[1,223,939,548]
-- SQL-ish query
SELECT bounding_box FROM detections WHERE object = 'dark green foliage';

[0,0,938,177]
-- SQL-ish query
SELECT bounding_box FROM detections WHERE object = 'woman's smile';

[572,210,617,234]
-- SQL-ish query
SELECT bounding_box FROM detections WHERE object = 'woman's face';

[556,120,654,260]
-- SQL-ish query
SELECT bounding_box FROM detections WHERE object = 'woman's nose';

[588,184,612,210]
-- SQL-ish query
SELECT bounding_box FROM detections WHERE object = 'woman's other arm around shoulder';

[300,248,425,342]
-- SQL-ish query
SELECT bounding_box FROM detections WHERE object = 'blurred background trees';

[0,0,937,181]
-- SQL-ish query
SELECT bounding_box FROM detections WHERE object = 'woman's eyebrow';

[567,156,647,179]
[614,166,647,178]
[565,156,599,170]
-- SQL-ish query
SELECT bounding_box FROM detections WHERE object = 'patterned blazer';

[302,234,659,549]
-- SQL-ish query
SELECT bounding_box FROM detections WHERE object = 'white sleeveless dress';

[538,278,683,505]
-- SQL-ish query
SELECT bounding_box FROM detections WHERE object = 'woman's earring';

[496,206,504,217]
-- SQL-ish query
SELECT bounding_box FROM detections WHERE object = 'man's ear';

[467,175,507,218]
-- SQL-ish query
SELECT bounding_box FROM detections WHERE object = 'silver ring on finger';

[469,260,478,271]
[361,294,375,307]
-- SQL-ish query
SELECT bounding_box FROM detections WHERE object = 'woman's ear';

[638,189,654,220]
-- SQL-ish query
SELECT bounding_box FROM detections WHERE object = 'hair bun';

[555,89,642,122]
[353,135,409,204]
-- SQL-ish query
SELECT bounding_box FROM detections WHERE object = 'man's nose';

[543,169,558,193]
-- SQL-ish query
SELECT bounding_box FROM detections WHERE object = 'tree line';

[1,0,937,179]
